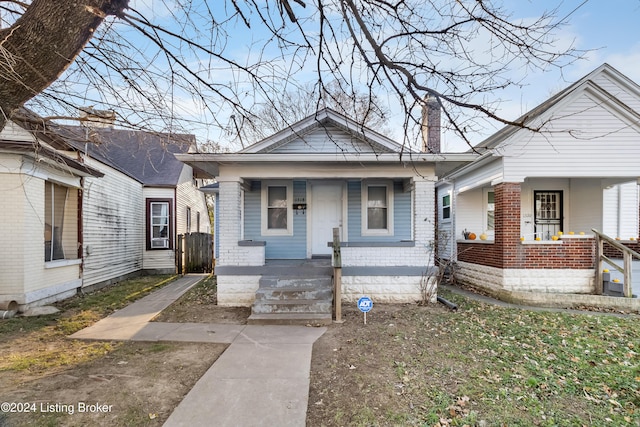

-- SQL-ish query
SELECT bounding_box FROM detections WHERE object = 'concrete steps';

[248,275,333,325]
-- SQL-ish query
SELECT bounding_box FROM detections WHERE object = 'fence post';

[177,234,184,275]
[332,227,344,323]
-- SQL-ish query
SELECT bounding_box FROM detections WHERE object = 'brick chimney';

[80,107,116,129]
[421,96,441,153]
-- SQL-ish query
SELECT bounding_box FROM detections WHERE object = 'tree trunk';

[0,0,128,130]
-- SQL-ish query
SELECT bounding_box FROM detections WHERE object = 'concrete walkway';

[70,274,326,427]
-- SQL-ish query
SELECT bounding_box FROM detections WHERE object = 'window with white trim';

[362,182,394,235]
[485,190,495,232]
[261,181,293,236]
[147,199,172,249]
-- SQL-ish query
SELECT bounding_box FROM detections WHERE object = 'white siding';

[569,179,604,235]
[436,184,454,259]
[591,69,640,114]
[0,122,36,142]
[175,165,210,234]
[456,187,483,239]
[602,181,639,238]
[82,158,144,287]
[502,90,640,181]
[454,159,503,193]
[0,155,81,306]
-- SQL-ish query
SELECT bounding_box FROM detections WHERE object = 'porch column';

[217,179,243,266]
[413,177,435,264]
[494,182,521,268]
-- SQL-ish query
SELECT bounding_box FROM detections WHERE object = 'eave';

[0,140,104,178]
[175,152,479,179]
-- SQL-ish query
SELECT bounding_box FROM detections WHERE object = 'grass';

[0,274,175,377]
[308,288,640,426]
[398,290,640,425]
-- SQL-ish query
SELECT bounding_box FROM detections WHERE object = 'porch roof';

[176,152,478,179]
[0,139,104,178]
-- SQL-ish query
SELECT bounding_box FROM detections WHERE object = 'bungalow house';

[436,63,640,307]
[0,111,209,311]
[178,108,474,321]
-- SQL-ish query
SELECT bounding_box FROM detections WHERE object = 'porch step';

[248,275,333,325]
[247,313,332,326]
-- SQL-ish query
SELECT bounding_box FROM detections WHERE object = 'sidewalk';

[70,274,326,427]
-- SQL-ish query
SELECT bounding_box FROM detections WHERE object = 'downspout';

[451,182,457,261]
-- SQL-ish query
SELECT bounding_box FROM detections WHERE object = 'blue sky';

[116,1,640,151]
[436,1,640,151]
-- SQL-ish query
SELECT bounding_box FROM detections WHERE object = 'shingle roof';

[60,126,195,186]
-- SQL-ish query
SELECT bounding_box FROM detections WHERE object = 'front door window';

[534,191,563,240]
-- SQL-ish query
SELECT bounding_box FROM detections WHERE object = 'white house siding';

[567,179,603,235]
[142,187,176,272]
[0,155,81,308]
[176,165,210,235]
[502,89,640,182]
[591,68,640,114]
[0,121,37,142]
[455,188,483,240]
[81,158,144,287]
[602,181,639,238]
[436,183,454,259]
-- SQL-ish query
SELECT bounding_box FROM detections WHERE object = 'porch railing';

[592,228,640,298]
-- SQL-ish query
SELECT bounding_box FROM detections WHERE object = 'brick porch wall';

[458,182,595,269]
[603,241,640,258]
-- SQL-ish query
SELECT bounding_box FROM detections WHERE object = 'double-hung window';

[261,181,293,236]
[44,181,78,261]
[362,182,394,236]
[442,194,451,221]
[147,199,172,249]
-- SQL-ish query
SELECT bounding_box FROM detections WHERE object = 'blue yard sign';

[357,296,373,324]
[357,296,373,312]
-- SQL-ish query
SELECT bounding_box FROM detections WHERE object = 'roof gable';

[241,108,412,155]
[475,63,640,151]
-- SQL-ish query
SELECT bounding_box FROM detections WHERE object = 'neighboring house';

[178,108,474,307]
[0,112,209,311]
[436,64,640,300]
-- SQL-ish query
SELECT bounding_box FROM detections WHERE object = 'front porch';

[449,182,640,312]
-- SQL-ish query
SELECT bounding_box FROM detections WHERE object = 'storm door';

[534,191,563,240]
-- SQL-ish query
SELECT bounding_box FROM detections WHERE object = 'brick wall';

[603,241,640,258]
[458,182,595,270]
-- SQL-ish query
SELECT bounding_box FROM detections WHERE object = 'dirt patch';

[153,276,250,324]
[306,303,457,426]
[0,275,245,427]
[0,342,225,426]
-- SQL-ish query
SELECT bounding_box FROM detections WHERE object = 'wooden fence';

[177,233,213,274]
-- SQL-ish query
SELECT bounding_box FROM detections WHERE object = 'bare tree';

[228,81,391,147]
[0,1,584,148]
